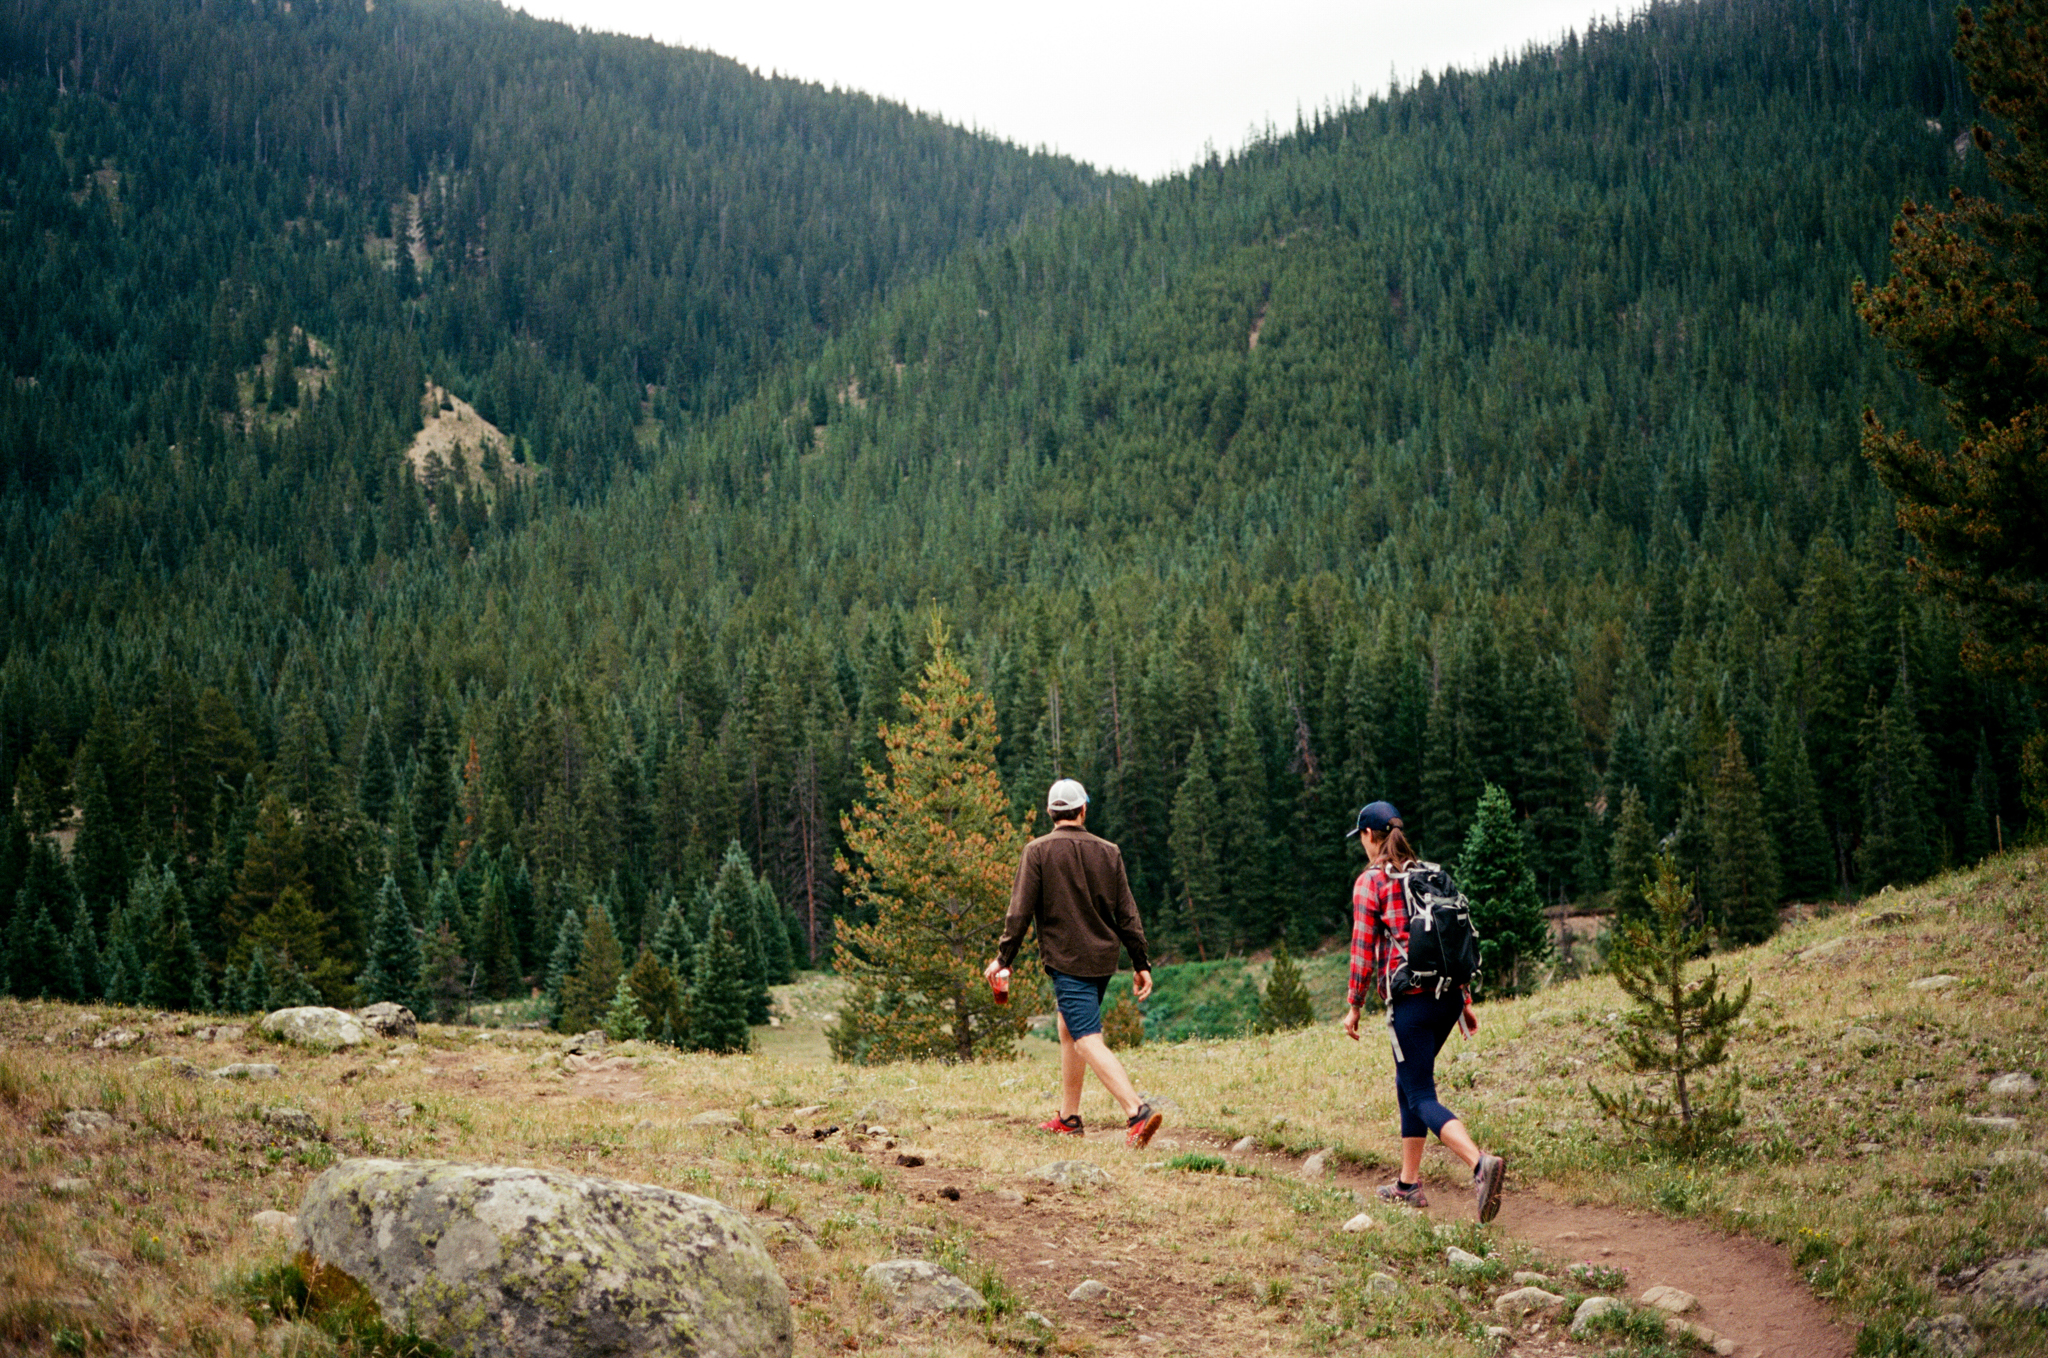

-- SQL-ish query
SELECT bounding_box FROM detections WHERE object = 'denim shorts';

[1047,967,1109,1040]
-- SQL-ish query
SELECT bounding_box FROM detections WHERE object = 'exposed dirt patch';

[1459,1191,1852,1358]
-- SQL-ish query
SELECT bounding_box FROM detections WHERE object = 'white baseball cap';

[1046,778,1089,814]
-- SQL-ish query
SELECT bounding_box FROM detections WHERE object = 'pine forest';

[0,0,2037,1034]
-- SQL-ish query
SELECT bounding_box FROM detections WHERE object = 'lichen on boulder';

[295,1159,791,1358]
[260,1007,368,1049]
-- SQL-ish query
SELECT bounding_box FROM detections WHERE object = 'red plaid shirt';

[1347,863,1478,1031]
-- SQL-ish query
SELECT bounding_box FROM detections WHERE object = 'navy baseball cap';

[1344,801,1403,839]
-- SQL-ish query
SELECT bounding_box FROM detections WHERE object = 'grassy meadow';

[0,850,2043,1357]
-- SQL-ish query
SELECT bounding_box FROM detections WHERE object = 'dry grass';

[0,849,2042,1356]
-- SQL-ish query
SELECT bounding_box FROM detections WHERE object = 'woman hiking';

[1341,800,1506,1223]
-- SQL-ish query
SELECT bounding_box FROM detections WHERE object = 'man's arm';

[994,841,1038,970]
[1105,846,1149,975]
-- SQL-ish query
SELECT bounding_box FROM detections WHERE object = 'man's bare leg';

[1055,1016,1143,1119]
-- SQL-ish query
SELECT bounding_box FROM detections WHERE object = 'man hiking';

[986,778,1163,1148]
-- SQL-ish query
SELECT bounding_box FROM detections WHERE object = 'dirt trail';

[1420,1186,1850,1358]
[844,1117,1854,1358]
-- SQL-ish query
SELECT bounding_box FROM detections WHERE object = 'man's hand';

[982,958,1002,980]
[1342,1004,1362,1041]
[1132,970,1153,1001]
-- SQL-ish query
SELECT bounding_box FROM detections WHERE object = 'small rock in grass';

[1988,1073,2039,1098]
[1908,974,1961,991]
[250,1210,298,1237]
[1640,1284,1697,1313]
[791,1104,828,1119]
[260,1106,321,1139]
[1494,1286,1565,1317]
[133,1055,205,1078]
[1798,936,1851,962]
[1341,1212,1375,1233]
[1366,1271,1400,1294]
[91,1029,143,1051]
[1231,1135,1256,1152]
[49,1177,90,1196]
[1511,1270,1551,1285]
[1570,1296,1628,1333]
[1446,1246,1488,1273]
[1964,1116,2022,1132]
[863,1259,984,1316]
[213,1063,281,1080]
[1068,1278,1109,1302]
[1300,1150,1327,1179]
[856,1100,901,1125]
[1666,1317,1739,1355]
[1840,1025,1891,1050]
[1022,1310,1053,1330]
[1971,1250,2048,1311]
[1030,1160,1112,1190]
[1907,1313,1982,1357]
[687,1111,744,1130]
[62,1110,114,1138]
[75,1248,122,1279]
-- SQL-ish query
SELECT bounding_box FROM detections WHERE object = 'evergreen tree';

[830,615,1032,1064]
[1168,735,1226,961]
[420,920,470,1024]
[415,704,458,864]
[1857,0,2048,718]
[1761,702,1836,900]
[557,899,625,1035]
[602,973,647,1042]
[67,903,101,1002]
[242,946,275,1014]
[650,896,696,978]
[1255,939,1314,1033]
[137,864,213,1014]
[1457,783,1551,996]
[751,866,795,988]
[70,763,130,926]
[356,874,424,1012]
[625,946,686,1048]
[476,869,522,1000]
[101,898,146,1005]
[1963,729,2003,863]
[358,707,397,824]
[1590,854,1751,1155]
[9,837,80,997]
[542,902,584,1024]
[1859,685,1942,887]
[1607,786,1658,927]
[687,901,753,1054]
[696,846,772,1024]
[388,793,429,924]
[1705,725,1781,946]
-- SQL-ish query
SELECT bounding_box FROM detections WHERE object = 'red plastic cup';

[990,967,1011,1004]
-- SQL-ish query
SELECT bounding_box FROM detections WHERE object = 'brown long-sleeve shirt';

[997,824,1150,977]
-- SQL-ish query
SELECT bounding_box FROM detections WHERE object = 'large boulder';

[356,1002,418,1040]
[261,1007,367,1049]
[295,1159,791,1358]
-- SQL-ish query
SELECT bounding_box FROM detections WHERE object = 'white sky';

[506,0,1646,182]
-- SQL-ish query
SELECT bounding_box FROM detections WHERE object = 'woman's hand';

[1342,1004,1361,1041]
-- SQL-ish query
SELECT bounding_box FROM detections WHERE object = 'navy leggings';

[1389,989,1466,1140]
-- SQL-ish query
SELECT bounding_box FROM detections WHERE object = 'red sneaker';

[1039,1113,1083,1135]
[1125,1103,1163,1149]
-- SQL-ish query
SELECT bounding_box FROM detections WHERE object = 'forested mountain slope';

[0,0,1110,505]
[0,0,2033,1017]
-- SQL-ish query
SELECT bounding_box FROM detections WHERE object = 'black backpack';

[1385,862,1482,996]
